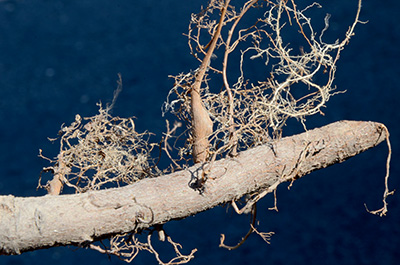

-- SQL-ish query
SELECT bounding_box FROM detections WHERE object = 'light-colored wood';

[0,120,387,255]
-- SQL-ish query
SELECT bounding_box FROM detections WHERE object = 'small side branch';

[365,124,394,217]
[191,0,231,163]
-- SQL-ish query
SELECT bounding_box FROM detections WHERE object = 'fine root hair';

[164,0,363,163]
[39,103,160,194]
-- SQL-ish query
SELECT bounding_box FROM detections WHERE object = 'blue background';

[0,0,399,264]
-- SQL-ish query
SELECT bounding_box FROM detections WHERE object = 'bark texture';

[0,120,388,255]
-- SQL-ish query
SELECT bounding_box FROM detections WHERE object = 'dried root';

[365,123,394,217]
[220,204,274,250]
[39,103,160,194]
[164,0,364,163]
[164,0,371,252]
[36,0,392,263]
[89,231,197,264]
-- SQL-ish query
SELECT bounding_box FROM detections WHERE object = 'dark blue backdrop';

[0,0,398,264]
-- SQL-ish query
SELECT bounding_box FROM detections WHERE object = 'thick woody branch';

[0,120,389,255]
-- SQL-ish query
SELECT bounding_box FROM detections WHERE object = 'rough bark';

[0,120,388,255]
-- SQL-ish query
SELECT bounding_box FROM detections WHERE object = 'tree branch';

[0,120,389,255]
